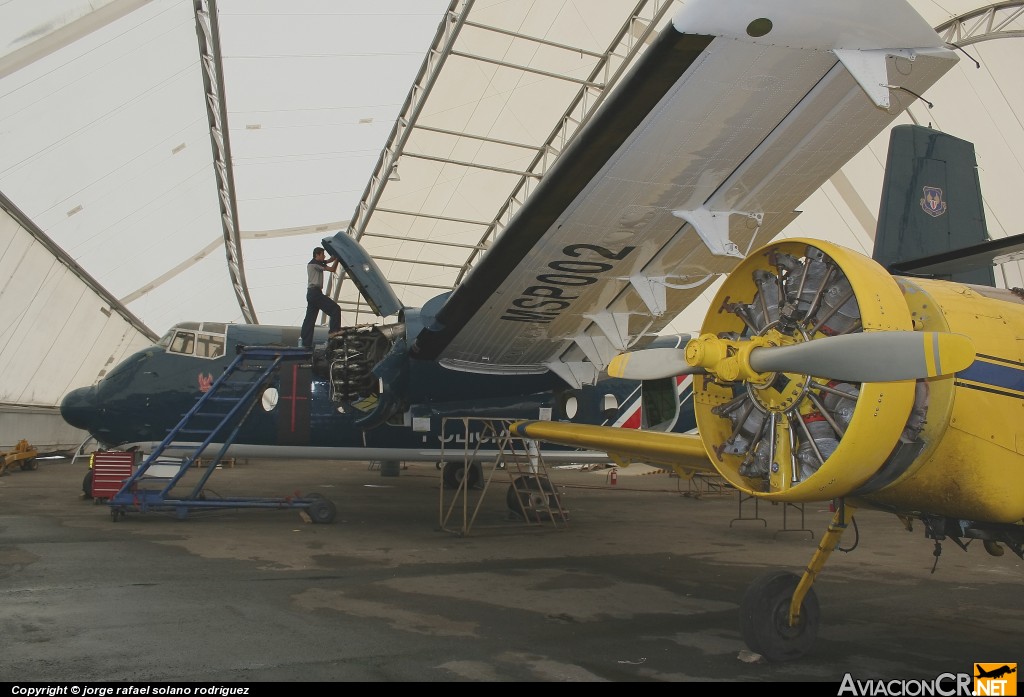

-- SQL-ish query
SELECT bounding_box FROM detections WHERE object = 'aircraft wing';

[409,0,958,388]
[512,420,714,478]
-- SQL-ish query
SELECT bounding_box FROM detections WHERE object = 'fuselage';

[60,321,695,463]
[850,277,1024,523]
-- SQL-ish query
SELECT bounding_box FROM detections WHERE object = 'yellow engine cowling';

[694,239,921,502]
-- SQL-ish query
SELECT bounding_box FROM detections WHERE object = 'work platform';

[438,417,569,536]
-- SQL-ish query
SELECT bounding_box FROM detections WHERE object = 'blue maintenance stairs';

[107,345,336,523]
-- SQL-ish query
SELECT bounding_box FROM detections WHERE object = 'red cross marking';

[278,364,308,432]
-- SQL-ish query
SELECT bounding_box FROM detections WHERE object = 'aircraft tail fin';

[872,124,995,286]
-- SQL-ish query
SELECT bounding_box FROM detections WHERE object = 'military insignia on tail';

[920,185,948,217]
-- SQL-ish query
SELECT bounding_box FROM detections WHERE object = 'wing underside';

[512,419,714,478]
[410,0,958,388]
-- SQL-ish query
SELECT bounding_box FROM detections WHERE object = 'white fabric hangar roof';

[0,0,1023,411]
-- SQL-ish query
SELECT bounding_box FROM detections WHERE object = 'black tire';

[82,470,94,500]
[442,462,482,490]
[739,570,820,661]
[20,457,37,471]
[305,492,336,524]
[506,475,559,520]
[983,539,1005,557]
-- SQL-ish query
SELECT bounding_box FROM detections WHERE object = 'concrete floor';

[0,456,1020,683]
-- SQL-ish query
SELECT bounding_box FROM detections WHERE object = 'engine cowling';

[694,239,920,502]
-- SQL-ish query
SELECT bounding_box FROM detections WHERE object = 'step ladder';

[107,346,336,523]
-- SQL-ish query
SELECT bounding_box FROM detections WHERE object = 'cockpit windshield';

[162,323,227,359]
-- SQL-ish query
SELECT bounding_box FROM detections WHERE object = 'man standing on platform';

[301,246,342,349]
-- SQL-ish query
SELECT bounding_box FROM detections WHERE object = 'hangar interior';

[1,0,1022,452]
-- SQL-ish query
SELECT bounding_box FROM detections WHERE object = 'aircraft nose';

[60,385,97,431]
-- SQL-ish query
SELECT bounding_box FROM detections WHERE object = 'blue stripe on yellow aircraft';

[956,355,1024,398]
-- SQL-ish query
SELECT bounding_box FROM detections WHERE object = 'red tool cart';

[90,451,137,501]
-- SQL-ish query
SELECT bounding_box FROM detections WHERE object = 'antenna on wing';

[947,42,981,69]
[882,84,933,109]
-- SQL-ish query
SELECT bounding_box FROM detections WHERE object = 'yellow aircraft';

[512,124,1024,662]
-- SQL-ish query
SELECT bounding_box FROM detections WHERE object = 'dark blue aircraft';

[60,295,696,512]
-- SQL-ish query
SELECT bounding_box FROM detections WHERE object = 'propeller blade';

[608,331,975,383]
[748,331,975,382]
[607,347,702,380]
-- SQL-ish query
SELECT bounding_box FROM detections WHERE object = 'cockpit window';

[166,327,226,359]
[196,333,226,359]
[169,331,196,355]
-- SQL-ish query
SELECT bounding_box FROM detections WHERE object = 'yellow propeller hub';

[684,331,789,385]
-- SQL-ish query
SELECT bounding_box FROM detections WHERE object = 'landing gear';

[506,474,559,520]
[738,504,853,661]
[442,461,481,490]
[740,570,820,661]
